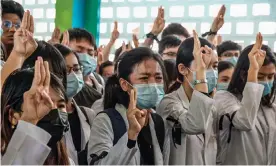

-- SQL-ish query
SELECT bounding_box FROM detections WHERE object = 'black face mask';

[37,109,69,147]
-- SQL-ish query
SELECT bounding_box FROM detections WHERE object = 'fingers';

[29,15,34,33]
[160,6,164,18]
[26,10,31,31]
[39,58,46,87]
[32,57,42,88]
[129,89,136,110]
[114,21,118,31]
[218,5,226,17]
[193,30,200,51]
[21,11,28,29]
[43,61,50,90]
[61,31,69,46]
[41,91,55,110]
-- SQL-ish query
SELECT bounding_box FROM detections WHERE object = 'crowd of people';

[1,0,276,165]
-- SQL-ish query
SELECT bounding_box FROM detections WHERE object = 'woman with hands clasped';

[1,57,71,165]
[157,30,216,165]
[215,33,276,165]
[87,47,169,165]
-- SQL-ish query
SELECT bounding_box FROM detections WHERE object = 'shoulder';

[214,90,239,115]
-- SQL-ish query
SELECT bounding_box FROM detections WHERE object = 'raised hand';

[48,27,61,45]
[97,45,104,66]
[61,30,70,46]
[21,57,55,125]
[248,33,265,71]
[13,10,37,58]
[119,41,132,57]
[211,5,226,32]
[127,89,147,140]
[193,30,212,71]
[132,34,139,48]
[151,6,165,35]
[111,21,120,42]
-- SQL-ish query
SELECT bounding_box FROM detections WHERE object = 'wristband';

[146,32,160,43]
[194,79,208,85]
[202,30,217,37]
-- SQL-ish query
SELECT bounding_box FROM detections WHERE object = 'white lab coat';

[64,100,96,165]
[91,98,104,115]
[87,104,169,165]
[214,82,276,165]
[157,85,216,165]
[2,120,51,165]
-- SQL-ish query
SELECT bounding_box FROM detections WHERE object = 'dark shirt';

[68,109,82,152]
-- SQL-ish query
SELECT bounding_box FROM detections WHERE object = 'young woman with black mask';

[1,57,71,165]
[87,47,169,165]
[215,33,276,165]
[157,30,216,165]
[55,44,96,165]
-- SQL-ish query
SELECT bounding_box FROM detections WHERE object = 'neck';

[3,44,13,60]
[66,98,74,113]
[183,80,193,101]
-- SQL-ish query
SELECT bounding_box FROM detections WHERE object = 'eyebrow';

[259,72,275,76]
[139,72,162,76]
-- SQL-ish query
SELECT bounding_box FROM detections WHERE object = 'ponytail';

[167,81,181,94]
[103,74,129,109]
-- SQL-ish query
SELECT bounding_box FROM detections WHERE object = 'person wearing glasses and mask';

[55,44,96,165]
[1,0,24,59]
[217,40,242,66]
[61,28,104,108]
[158,35,182,60]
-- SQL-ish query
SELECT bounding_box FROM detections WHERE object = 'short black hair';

[163,59,177,85]
[217,40,242,57]
[54,43,81,66]
[63,28,97,50]
[1,0,24,20]
[158,35,182,54]
[99,61,114,76]
[218,61,234,74]
[161,23,190,40]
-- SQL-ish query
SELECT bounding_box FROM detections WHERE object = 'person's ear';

[8,109,21,128]
[119,78,130,92]
[178,63,189,76]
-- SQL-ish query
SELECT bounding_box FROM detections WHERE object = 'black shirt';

[68,109,82,152]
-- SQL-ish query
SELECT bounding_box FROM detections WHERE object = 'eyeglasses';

[67,66,83,75]
[162,52,177,57]
[2,20,21,30]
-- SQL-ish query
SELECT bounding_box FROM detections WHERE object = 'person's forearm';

[1,50,25,87]
[102,40,115,62]
[141,38,154,48]
[194,70,208,93]
[207,34,216,45]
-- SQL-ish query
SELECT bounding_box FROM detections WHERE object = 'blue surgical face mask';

[66,72,84,98]
[206,69,218,93]
[78,53,97,76]
[224,56,238,66]
[133,83,165,109]
[259,81,273,97]
[217,82,229,91]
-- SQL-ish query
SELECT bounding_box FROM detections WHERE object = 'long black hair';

[228,44,276,106]
[1,68,69,165]
[103,47,168,109]
[22,41,67,88]
[168,37,213,93]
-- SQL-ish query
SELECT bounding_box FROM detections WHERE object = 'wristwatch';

[194,79,208,85]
